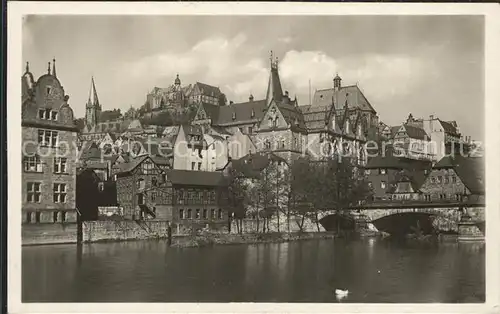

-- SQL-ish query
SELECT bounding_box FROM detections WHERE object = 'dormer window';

[346,121,350,133]
[39,109,58,121]
[251,109,255,118]
[232,111,236,120]
[46,86,52,95]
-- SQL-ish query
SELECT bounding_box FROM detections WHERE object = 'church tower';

[265,51,284,107]
[85,76,101,131]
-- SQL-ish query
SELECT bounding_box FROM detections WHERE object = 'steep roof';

[266,66,283,105]
[300,104,333,131]
[434,156,484,194]
[402,124,429,140]
[311,85,376,113]
[439,119,459,136]
[365,156,432,170]
[115,155,151,175]
[214,99,267,125]
[165,169,226,186]
[276,102,307,130]
[229,152,287,179]
[194,82,222,97]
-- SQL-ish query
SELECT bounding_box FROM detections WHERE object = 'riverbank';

[170,231,337,248]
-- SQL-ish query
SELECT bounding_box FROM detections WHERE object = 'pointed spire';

[47,61,51,75]
[87,76,100,108]
[25,61,29,73]
[266,50,284,107]
[52,58,57,78]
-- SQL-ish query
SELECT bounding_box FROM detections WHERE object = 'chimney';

[249,94,254,102]
[429,115,434,132]
[229,101,234,105]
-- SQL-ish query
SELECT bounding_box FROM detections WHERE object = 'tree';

[124,106,137,119]
[220,167,250,234]
[289,156,372,232]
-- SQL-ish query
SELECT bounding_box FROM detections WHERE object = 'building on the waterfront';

[21,59,79,224]
[419,155,485,203]
[363,153,432,201]
[114,155,228,222]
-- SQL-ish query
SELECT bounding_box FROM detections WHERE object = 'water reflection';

[23,238,485,303]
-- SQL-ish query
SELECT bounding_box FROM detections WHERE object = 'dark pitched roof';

[439,119,459,135]
[365,156,432,170]
[194,82,222,97]
[229,152,287,179]
[402,124,429,140]
[214,99,267,125]
[277,102,307,130]
[115,155,150,175]
[300,104,333,131]
[165,169,226,186]
[393,169,428,192]
[201,103,220,121]
[434,156,484,194]
[311,85,376,113]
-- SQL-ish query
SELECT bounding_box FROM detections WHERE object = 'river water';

[22,238,485,303]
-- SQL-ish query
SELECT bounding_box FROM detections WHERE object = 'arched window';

[218,209,223,219]
[179,209,184,219]
[187,209,192,219]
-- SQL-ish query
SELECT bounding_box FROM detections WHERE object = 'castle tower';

[265,50,284,107]
[333,73,342,91]
[85,76,101,131]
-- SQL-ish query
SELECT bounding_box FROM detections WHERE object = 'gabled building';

[364,153,432,201]
[21,59,79,224]
[191,52,373,163]
[419,155,485,203]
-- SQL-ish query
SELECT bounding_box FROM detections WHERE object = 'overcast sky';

[23,15,484,140]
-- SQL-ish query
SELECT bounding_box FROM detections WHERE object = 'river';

[22,238,485,303]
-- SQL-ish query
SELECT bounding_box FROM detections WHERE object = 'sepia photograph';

[7,2,500,313]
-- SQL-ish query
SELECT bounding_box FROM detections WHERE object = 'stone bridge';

[317,204,485,236]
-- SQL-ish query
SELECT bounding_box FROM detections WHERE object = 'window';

[53,158,68,174]
[38,109,57,121]
[151,192,157,202]
[452,176,457,183]
[210,191,216,204]
[239,127,244,133]
[248,127,253,134]
[152,177,158,187]
[53,211,58,223]
[98,182,104,192]
[381,181,386,189]
[24,155,42,172]
[53,183,67,203]
[431,177,436,183]
[26,212,32,223]
[368,182,373,188]
[136,179,145,190]
[218,209,223,219]
[142,161,154,174]
[35,212,41,223]
[51,111,58,120]
[179,209,184,219]
[265,140,271,150]
[365,169,371,175]
[444,176,449,184]
[203,209,208,219]
[196,209,200,219]
[198,162,202,171]
[187,209,192,219]
[379,169,386,175]
[191,162,196,170]
[27,182,41,203]
[46,86,52,94]
[437,176,442,183]
[137,193,145,205]
[38,130,58,147]
[211,209,215,219]
[280,139,285,149]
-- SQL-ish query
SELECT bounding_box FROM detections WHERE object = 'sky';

[23,15,484,140]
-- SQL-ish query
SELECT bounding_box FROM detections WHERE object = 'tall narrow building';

[21,59,79,232]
